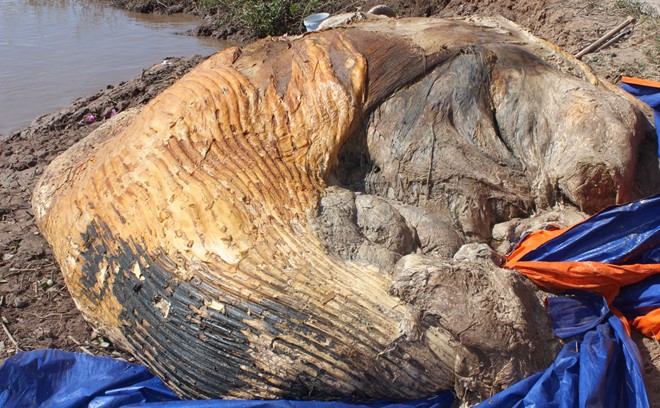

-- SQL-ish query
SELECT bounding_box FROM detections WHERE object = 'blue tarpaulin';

[615,274,660,321]
[0,350,454,407]
[1,197,658,407]
[621,77,660,158]
[517,195,660,264]
[478,196,659,407]
[0,349,179,407]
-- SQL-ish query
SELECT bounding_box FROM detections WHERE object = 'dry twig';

[68,335,94,355]
[1,318,20,352]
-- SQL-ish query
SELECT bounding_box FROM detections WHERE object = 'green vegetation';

[199,0,323,37]
[614,0,647,18]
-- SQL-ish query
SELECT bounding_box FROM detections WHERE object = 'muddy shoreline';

[1,0,659,403]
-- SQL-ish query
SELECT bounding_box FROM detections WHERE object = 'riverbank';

[0,0,229,136]
[108,0,660,82]
[1,0,659,403]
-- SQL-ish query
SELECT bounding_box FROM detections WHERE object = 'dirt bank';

[111,0,659,82]
[1,0,659,403]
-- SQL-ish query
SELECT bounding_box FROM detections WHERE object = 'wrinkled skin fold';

[33,17,658,402]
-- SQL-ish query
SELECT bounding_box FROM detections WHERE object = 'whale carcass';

[32,17,658,402]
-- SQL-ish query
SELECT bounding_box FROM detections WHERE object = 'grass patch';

[614,0,649,18]
[200,0,324,37]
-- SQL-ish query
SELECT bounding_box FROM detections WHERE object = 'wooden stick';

[68,335,95,355]
[1,319,20,351]
[67,335,81,346]
[575,16,635,59]
[79,346,95,356]
[595,28,632,53]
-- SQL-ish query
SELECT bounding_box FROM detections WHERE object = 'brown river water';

[0,0,230,136]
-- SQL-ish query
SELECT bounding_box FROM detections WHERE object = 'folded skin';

[32,17,657,401]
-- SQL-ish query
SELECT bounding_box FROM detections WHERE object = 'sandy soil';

[1,0,658,402]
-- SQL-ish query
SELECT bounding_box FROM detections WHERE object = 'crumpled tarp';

[0,349,455,407]
[621,76,660,158]
[478,195,659,407]
[505,195,660,309]
[0,349,179,407]
[1,196,658,407]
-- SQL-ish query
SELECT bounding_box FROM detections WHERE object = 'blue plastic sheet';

[0,349,179,407]
[615,274,660,321]
[519,194,660,264]
[547,291,609,339]
[0,349,454,408]
[622,81,660,158]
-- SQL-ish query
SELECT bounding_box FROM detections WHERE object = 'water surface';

[0,0,229,135]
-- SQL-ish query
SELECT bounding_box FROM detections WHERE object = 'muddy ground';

[1,0,659,402]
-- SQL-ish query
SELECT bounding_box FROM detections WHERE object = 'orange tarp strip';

[633,309,660,339]
[504,260,659,303]
[621,76,660,89]
[505,228,660,339]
